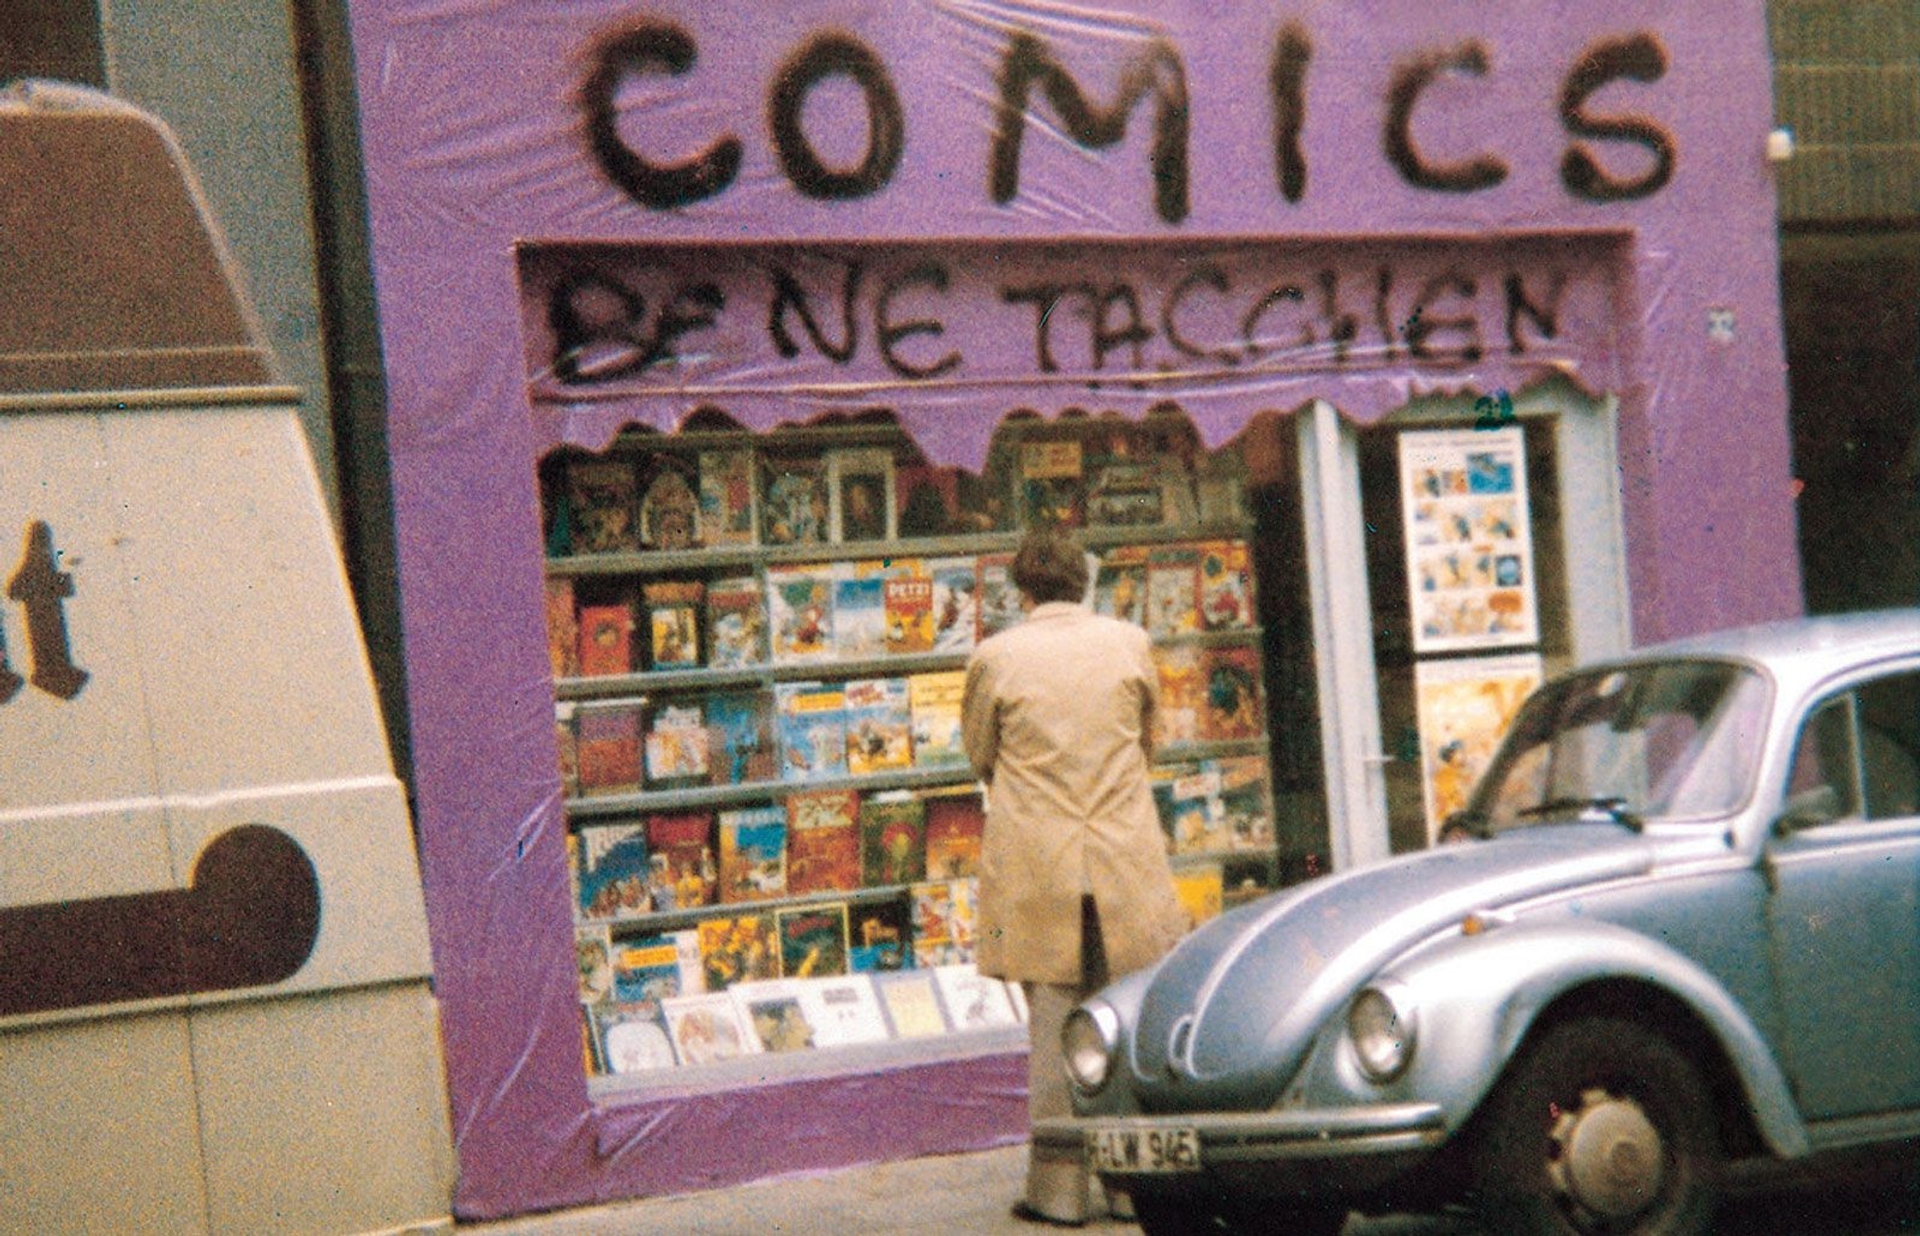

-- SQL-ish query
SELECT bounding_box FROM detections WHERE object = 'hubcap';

[1547,1086,1665,1223]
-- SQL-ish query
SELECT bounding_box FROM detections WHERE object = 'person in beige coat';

[962,526,1188,1227]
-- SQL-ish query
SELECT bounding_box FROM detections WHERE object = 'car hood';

[1127,825,1654,1109]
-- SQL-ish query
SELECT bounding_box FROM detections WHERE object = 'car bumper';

[1033,1101,1448,1196]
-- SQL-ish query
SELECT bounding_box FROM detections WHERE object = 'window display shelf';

[568,765,980,818]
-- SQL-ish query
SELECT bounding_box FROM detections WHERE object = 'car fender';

[1294,918,1810,1158]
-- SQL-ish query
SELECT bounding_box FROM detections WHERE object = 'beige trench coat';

[961,601,1188,985]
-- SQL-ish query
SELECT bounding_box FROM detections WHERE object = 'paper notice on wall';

[1398,426,1538,654]
[1414,653,1543,842]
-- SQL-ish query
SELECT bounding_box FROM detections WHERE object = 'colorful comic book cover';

[697,448,758,547]
[847,897,913,972]
[575,703,643,797]
[576,600,635,678]
[760,453,828,546]
[575,820,654,920]
[909,877,977,967]
[637,454,699,550]
[1213,754,1277,851]
[785,787,862,895]
[717,804,789,904]
[642,579,704,670]
[922,787,985,879]
[844,676,913,777]
[565,457,638,553]
[927,556,980,652]
[907,670,967,768]
[695,913,780,991]
[705,576,767,668]
[1197,538,1256,630]
[644,812,717,910]
[831,562,888,659]
[1093,545,1150,627]
[1145,543,1202,638]
[1201,643,1265,741]
[545,576,578,678]
[975,553,1021,640]
[705,689,775,786]
[776,901,851,979]
[643,700,709,785]
[774,680,848,781]
[767,563,834,663]
[860,792,927,888]
[1152,644,1205,747]
[883,571,935,654]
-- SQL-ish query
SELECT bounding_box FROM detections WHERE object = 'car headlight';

[1347,982,1418,1083]
[1063,1003,1121,1092]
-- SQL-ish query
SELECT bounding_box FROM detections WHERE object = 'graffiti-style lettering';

[1505,271,1568,353]
[1240,282,1308,358]
[1406,271,1483,362]
[8,520,86,700]
[769,33,905,201]
[769,260,863,362]
[582,23,742,210]
[1560,33,1675,202]
[1003,282,1086,373]
[1269,24,1312,204]
[1164,266,1239,365]
[876,263,961,379]
[989,31,1191,224]
[1092,285,1153,371]
[549,273,724,383]
[1317,269,1362,362]
[1385,42,1509,194]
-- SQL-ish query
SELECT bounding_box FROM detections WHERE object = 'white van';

[0,83,454,1235]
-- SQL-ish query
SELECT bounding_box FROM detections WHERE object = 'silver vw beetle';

[1042,610,1920,1235]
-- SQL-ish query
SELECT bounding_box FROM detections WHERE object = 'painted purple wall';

[344,0,1796,1218]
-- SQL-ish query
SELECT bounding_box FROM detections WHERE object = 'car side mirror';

[1775,784,1840,835]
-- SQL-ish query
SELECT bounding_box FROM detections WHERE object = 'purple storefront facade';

[344,0,1798,1219]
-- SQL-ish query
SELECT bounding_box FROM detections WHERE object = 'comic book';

[908,670,967,769]
[760,453,828,546]
[975,553,1021,640]
[644,812,716,910]
[697,448,757,547]
[776,902,851,979]
[882,570,935,655]
[831,562,888,660]
[922,786,985,880]
[784,787,862,895]
[1201,643,1265,741]
[860,792,927,888]
[847,896,913,972]
[844,676,913,777]
[717,804,789,904]
[637,454,699,550]
[643,700,709,785]
[827,447,896,543]
[1197,538,1256,630]
[774,680,848,781]
[1145,543,1202,638]
[575,820,654,921]
[1152,643,1205,747]
[766,563,834,663]
[705,689,775,786]
[576,599,635,678]
[695,913,781,991]
[641,579,704,670]
[927,556,980,652]
[705,576,767,668]
[575,703,642,797]
[565,457,639,553]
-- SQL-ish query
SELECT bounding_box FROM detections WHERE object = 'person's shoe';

[1011,1199,1087,1228]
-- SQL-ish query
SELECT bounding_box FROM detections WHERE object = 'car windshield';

[1471,659,1770,831]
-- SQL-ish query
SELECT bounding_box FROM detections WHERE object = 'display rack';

[541,415,1278,1087]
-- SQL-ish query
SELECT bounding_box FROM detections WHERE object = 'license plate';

[1087,1125,1201,1174]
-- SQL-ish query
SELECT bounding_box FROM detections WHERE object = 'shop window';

[1355,381,1625,854]
[535,403,1301,1088]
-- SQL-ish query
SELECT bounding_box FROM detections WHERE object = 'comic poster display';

[1399,427,1538,653]
[1414,653,1543,841]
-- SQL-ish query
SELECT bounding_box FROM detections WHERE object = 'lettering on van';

[1,520,87,703]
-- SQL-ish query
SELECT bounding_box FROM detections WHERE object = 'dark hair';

[1010,526,1088,604]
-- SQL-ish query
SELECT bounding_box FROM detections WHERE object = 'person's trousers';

[1021,896,1120,1223]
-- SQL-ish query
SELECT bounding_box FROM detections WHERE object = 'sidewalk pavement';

[455,1144,1137,1236]
[452,1144,1477,1236]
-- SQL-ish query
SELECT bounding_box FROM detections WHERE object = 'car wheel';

[1133,1193,1346,1236]
[1470,1016,1721,1235]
